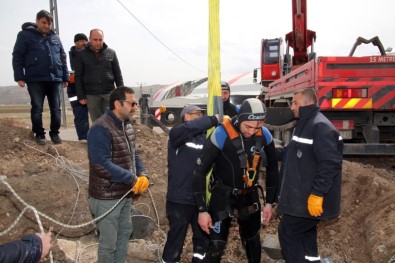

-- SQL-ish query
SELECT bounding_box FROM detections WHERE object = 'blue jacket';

[277,104,343,220]
[167,115,218,205]
[12,22,69,83]
[88,109,146,200]
[0,234,42,263]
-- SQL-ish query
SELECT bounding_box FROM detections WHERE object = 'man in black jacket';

[276,88,343,262]
[75,29,124,122]
[67,33,89,141]
[221,81,237,117]
[162,105,219,263]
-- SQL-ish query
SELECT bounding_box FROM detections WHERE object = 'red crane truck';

[257,0,395,155]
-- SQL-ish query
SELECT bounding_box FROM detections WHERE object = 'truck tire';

[265,107,294,126]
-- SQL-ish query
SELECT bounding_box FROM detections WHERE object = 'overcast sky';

[1,0,394,87]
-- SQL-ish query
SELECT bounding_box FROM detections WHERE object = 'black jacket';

[12,22,69,83]
[223,99,237,118]
[167,115,218,205]
[277,104,343,220]
[74,42,123,99]
[67,45,81,97]
[0,234,42,263]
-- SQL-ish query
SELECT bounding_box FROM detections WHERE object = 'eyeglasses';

[121,100,138,107]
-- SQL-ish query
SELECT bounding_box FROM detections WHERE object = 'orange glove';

[132,176,149,194]
[307,194,323,217]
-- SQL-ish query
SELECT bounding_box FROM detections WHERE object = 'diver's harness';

[210,118,267,221]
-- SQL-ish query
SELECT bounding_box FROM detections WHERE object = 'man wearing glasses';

[87,86,149,263]
[193,98,279,263]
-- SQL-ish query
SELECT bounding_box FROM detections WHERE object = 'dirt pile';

[0,118,394,263]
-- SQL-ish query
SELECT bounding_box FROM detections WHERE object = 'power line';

[116,0,204,73]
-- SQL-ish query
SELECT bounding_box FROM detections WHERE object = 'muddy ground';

[0,117,394,263]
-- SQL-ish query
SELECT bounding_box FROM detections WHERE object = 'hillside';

[0,117,394,262]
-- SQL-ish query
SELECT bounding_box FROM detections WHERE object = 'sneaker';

[50,134,62,144]
[35,134,47,145]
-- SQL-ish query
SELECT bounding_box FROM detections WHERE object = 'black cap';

[236,98,266,123]
[74,33,88,43]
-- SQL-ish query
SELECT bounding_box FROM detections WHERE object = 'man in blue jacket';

[162,105,219,263]
[0,232,52,263]
[276,88,343,262]
[12,10,69,145]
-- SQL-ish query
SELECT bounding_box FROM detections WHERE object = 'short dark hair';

[36,10,53,23]
[109,86,135,110]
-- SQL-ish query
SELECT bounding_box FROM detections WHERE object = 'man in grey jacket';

[75,29,124,122]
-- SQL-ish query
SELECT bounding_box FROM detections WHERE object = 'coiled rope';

[0,140,166,262]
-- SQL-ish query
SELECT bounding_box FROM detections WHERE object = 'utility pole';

[49,0,68,128]
[136,82,150,126]
[136,82,146,97]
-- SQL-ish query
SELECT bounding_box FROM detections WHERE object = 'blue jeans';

[86,94,111,122]
[89,197,133,263]
[27,82,61,136]
[70,101,89,140]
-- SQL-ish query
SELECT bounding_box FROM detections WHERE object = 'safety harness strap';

[220,118,263,186]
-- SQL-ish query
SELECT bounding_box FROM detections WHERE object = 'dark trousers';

[278,214,321,263]
[70,101,89,140]
[162,201,209,263]
[207,210,262,263]
[27,81,61,136]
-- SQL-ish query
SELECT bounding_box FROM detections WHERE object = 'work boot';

[50,134,62,144]
[35,134,47,145]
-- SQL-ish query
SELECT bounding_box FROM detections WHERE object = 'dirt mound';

[0,118,394,263]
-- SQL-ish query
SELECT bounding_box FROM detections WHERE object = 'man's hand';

[62,82,68,88]
[132,176,149,194]
[261,204,273,225]
[79,99,88,105]
[17,80,25,88]
[198,212,212,234]
[36,231,52,260]
[307,194,323,217]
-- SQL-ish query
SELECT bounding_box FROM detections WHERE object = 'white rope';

[1,140,167,262]
[0,178,132,230]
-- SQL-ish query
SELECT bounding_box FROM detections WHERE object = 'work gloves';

[132,176,149,194]
[307,194,323,217]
